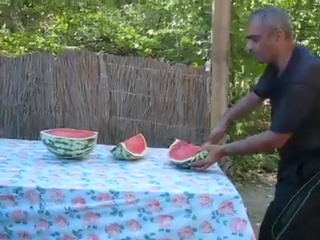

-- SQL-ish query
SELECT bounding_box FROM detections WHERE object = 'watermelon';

[168,139,208,168]
[40,128,98,159]
[111,133,147,160]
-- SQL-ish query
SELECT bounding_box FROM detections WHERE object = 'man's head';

[246,6,293,64]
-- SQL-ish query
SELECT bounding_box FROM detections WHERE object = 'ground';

[236,173,276,236]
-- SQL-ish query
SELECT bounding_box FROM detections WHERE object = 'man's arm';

[220,64,319,156]
[221,130,287,155]
[219,64,276,128]
[219,92,263,128]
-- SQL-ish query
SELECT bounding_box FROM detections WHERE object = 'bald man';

[190,6,320,240]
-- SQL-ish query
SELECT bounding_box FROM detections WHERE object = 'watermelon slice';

[40,128,98,159]
[111,133,147,160]
[168,139,208,167]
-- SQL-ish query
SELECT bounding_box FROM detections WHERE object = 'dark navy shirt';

[252,45,320,164]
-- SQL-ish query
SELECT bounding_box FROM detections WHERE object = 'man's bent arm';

[219,64,275,129]
[220,64,320,156]
[219,92,263,128]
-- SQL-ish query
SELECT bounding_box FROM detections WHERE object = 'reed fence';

[0,50,211,147]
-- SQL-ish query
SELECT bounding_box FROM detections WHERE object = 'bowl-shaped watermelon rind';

[111,143,143,160]
[40,131,97,159]
[45,145,96,159]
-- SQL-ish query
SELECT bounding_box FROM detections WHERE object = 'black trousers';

[259,158,320,240]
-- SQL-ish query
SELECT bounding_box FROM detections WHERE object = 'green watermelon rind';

[110,143,143,161]
[40,130,98,159]
[170,150,208,165]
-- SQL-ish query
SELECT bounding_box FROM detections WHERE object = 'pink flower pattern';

[0,139,254,239]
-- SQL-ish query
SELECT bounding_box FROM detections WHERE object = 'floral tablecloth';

[0,139,255,240]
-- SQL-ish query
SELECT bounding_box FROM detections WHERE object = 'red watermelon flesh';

[121,133,147,155]
[169,139,200,162]
[44,128,97,139]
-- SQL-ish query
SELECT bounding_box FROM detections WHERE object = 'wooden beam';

[210,0,231,129]
[211,0,232,172]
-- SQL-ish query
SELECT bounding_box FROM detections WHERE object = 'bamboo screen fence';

[0,50,211,147]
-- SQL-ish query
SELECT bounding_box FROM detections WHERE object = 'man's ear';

[274,29,285,42]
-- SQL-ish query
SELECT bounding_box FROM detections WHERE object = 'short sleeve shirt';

[252,45,320,161]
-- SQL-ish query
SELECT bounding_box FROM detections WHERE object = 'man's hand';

[190,144,225,171]
[206,92,263,144]
[192,131,291,171]
[206,125,226,144]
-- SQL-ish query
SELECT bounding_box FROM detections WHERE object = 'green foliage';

[0,1,212,64]
[1,0,319,178]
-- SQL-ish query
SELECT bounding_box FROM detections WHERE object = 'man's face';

[245,21,279,64]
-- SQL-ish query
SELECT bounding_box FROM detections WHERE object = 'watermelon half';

[111,133,147,160]
[40,128,98,159]
[168,139,208,168]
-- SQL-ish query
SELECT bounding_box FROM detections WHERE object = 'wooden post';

[211,0,232,171]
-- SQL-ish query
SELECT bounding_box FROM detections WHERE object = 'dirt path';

[236,174,276,236]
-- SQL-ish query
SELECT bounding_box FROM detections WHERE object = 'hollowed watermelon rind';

[111,133,147,160]
[40,128,98,159]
